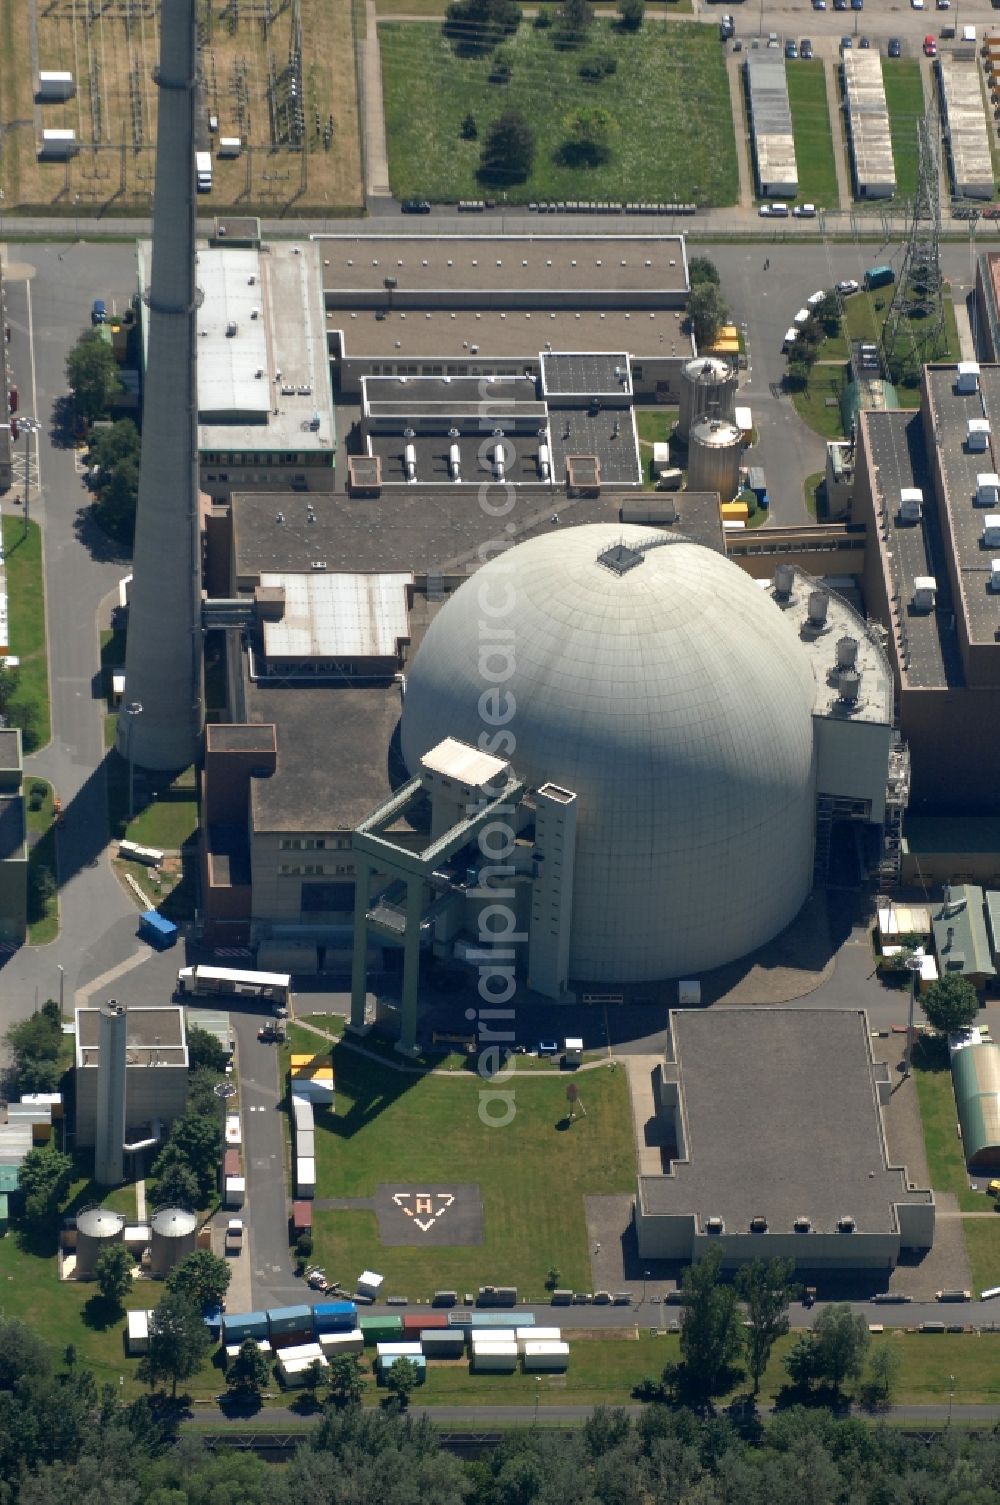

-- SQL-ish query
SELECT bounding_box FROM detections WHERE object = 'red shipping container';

[292,1200,312,1231]
[402,1313,448,1333]
[8,387,17,414]
[271,1327,313,1350]
[223,1148,241,1177]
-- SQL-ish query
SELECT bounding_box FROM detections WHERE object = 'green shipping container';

[359,1316,404,1343]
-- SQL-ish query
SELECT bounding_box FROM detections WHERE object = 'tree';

[554,0,594,48]
[139,1293,211,1399]
[65,330,121,422]
[95,1243,135,1310]
[88,418,140,475]
[815,290,842,336]
[226,1338,271,1401]
[186,1025,227,1075]
[858,1343,901,1410]
[166,1249,231,1314]
[812,1304,870,1392]
[461,112,478,140]
[327,1354,367,1410]
[382,1356,419,1411]
[0,1316,52,1390]
[736,1257,794,1395]
[678,1247,744,1403]
[688,283,729,350]
[303,1357,326,1403]
[688,256,721,289]
[152,1109,222,1203]
[922,973,980,1036]
[7,1003,62,1081]
[617,0,644,30]
[92,456,140,545]
[444,0,521,55]
[559,106,618,167]
[489,45,514,82]
[545,1265,561,1290]
[479,109,535,184]
[152,1157,199,1212]
[18,1145,73,1225]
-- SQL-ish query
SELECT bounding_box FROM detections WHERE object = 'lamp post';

[643,1269,651,1307]
[19,417,40,538]
[124,701,143,821]
[949,1373,955,1426]
[903,947,925,1078]
[57,964,64,1013]
[534,1374,542,1425]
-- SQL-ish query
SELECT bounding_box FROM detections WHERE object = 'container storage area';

[296,1157,316,1198]
[222,1311,269,1344]
[295,1131,315,1161]
[318,1329,364,1356]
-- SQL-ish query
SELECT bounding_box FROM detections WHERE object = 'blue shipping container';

[222,1311,269,1343]
[139,910,178,948]
[267,1304,313,1335]
[450,1311,535,1330]
[378,1353,426,1384]
[313,1301,357,1332]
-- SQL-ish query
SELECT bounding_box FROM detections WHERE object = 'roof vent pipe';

[807,589,829,626]
[774,563,794,598]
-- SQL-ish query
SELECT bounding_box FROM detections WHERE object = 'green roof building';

[952,1042,1000,1172]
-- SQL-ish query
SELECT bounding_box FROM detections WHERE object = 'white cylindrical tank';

[538,443,550,481]
[74,1205,126,1279]
[494,442,506,482]
[678,356,737,440]
[449,444,461,481]
[404,444,416,483]
[687,418,742,502]
[148,1205,198,1277]
[836,635,858,668]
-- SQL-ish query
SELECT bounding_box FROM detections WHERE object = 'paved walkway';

[823,58,852,212]
[363,0,391,201]
[624,1055,667,1177]
[726,55,755,210]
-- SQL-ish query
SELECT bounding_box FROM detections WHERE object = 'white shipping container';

[516,1327,561,1350]
[291,1096,315,1131]
[290,1079,334,1103]
[224,1175,245,1207]
[126,1309,151,1356]
[225,1113,242,1145]
[470,1329,517,1346]
[296,1130,315,1161]
[225,1340,272,1360]
[279,1354,329,1386]
[218,137,242,157]
[296,1157,316,1197]
[37,71,76,101]
[376,1341,422,1359]
[319,1329,365,1356]
[40,129,78,159]
[523,1341,570,1371]
[277,1341,324,1363]
[471,1346,518,1372]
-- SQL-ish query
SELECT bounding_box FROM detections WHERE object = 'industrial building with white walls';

[74,1003,189,1184]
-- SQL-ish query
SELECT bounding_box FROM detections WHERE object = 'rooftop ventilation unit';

[749,1215,768,1233]
[991,560,1000,594]
[310,560,327,570]
[968,418,990,451]
[836,636,858,669]
[977,473,1000,508]
[404,443,417,484]
[838,668,861,705]
[449,443,461,482]
[913,575,937,610]
[837,1215,856,1233]
[985,516,1000,547]
[899,487,923,522]
[774,563,794,598]
[807,589,829,626]
[793,1217,812,1233]
[704,1217,725,1235]
[250,307,260,320]
[957,361,980,394]
[226,321,237,337]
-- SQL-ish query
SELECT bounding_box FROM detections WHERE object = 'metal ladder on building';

[813,795,835,886]
[877,737,910,891]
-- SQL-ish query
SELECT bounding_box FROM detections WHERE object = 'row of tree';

[64,332,140,545]
[148,1028,229,1211]
[444,0,643,58]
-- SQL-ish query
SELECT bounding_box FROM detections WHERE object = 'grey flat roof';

[231,486,676,583]
[207,724,277,753]
[540,351,632,397]
[769,568,894,726]
[0,729,21,770]
[247,678,405,832]
[139,240,335,458]
[928,365,1000,648]
[549,408,641,486]
[640,1009,930,1234]
[76,1006,186,1066]
[0,796,24,862]
[363,374,543,418]
[863,408,965,688]
[330,308,694,361]
[368,430,548,487]
[319,234,689,296]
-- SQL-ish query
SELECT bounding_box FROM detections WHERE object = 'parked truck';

[195,151,212,193]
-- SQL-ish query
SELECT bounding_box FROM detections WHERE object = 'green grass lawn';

[842,283,962,407]
[106,757,199,851]
[791,362,849,439]
[3,517,50,753]
[882,59,923,201]
[785,61,840,209]
[379,19,737,203]
[803,470,823,519]
[913,1044,982,1212]
[634,406,678,489]
[307,1045,635,1296]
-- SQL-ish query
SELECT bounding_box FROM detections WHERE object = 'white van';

[782,327,799,351]
[962,23,976,41]
[769,202,790,217]
[793,307,811,326]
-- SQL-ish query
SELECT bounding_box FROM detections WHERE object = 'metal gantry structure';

[882,113,946,377]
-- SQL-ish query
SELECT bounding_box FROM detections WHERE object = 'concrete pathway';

[823,57,852,212]
[363,0,392,202]
[623,1055,667,1177]
[726,55,755,210]
[953,293,978,360]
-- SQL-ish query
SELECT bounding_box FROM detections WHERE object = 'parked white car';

[794,203,817,217]
[837,278,860,295]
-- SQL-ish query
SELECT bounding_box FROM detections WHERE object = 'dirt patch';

[1,0,362,215]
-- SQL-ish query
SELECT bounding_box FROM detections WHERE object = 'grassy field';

[0,0,362,214]
[881,59,924,202]
[912,1044,982,1212]
[785,61,840,209]
[791,362,849,439]
[4,517,50,754]
[634,406,678,488]
[379,20,737,204]
[306,1043,636,1296]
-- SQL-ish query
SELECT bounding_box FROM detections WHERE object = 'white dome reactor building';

[350,525,901,1051]
[400,526,817,981]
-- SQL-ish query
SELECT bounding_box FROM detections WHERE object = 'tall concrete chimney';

[95,1001,127,1186]
[116,0,204,770]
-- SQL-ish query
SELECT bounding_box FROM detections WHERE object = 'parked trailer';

[36,71,76,101]
[195,150,213,192]
[126,1309,151,1356]
[318,1329,364,1356]
[176,965,292,1005]
[139,910,178,948]
[523,1340,570,1372]
[471,1343,519,1372]
[118,839,165,867]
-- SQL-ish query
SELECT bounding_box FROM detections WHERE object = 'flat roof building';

[635,1009,934,1269]
[74,1004,188,1149]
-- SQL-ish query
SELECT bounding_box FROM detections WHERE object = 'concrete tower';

[116,0,203,770]
[95,1001,127,1186]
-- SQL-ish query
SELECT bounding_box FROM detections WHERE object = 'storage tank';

[678,356,737,440]
[74,1204,126,1279]
[687,417,742,502]
[148,1205,198,1277]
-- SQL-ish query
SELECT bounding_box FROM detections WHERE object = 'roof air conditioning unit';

[226,321,237,337]
[793,1216,811,1233]
[749,1215,768,1232]
[837,1215,856,1233]
[251,307,260,320]
[704,1216,725,1234]
[310,560,328,570]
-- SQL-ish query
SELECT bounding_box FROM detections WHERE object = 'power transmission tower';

[881,113,945,379]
